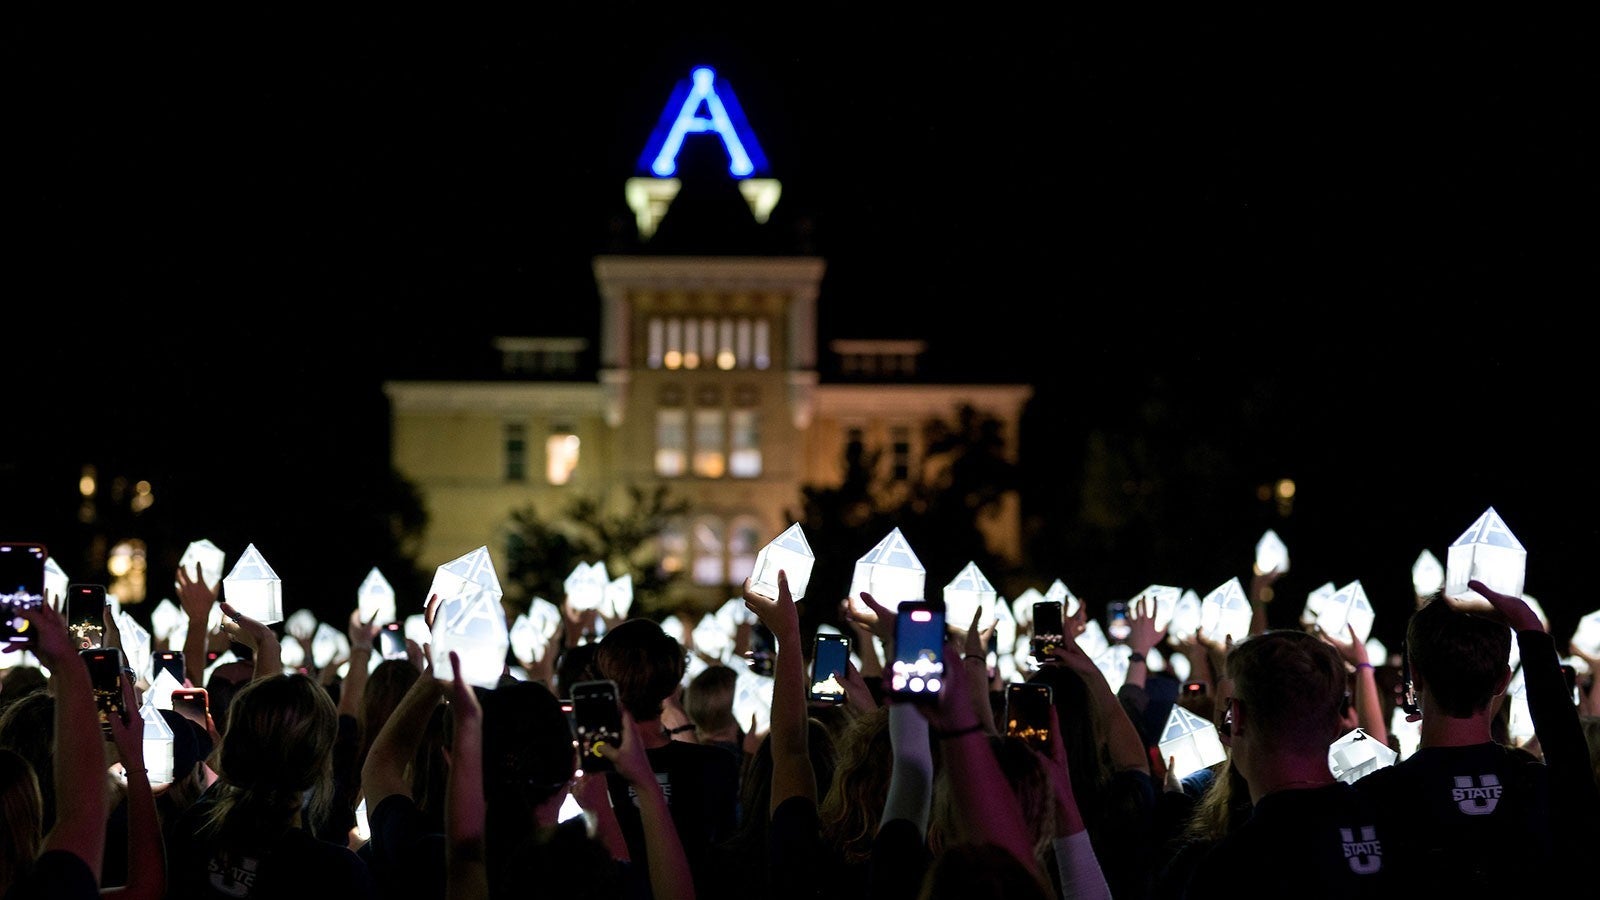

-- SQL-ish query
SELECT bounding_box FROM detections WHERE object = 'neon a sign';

[638,66,768,179]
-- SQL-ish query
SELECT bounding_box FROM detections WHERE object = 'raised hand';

[5,601,76,670]
[742,570,800,642]
[218,601,282,681]
[1315,621,1369,668]
[1127,595,1167,656]
[175,562,218,625]
[1466,579,1545,633]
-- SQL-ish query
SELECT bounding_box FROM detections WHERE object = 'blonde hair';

[0,748,43,895]
[199,674,339,847]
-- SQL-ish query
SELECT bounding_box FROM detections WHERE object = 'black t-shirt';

[1183,782,1400,899]
[166,794,375,899]
[605,738,742,898]
[868,817,931,900]
[765,795,824,900]
[364,793,447,900]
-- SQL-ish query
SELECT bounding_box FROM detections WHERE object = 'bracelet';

[1355,662,1374,672]
[932,722,985,740]
[663,723,696,736]
[1128,652,1147,664]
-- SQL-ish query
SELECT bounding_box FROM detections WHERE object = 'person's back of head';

[204,661,255,737]
[0,689,55,833]
[1407,592,1512,718]
[554,642,599,699]
[1227,629,1349,754]
[819,704,893,865]
[594,618,685,722]
[1026,664,1111,804]
[0,747,43,895]
[205,673,340,843]
[467,680,580,885]
[686,664,738,735]
[0,667,47,715]
[359,659,422,761]
[930,735,1056,873]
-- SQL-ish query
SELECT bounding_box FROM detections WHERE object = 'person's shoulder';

[4,849,99,900]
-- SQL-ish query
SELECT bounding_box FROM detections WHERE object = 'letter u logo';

[1339,827,1382,875]
[1453,774,1500,815]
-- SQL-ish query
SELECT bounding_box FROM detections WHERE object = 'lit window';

[546,427,579,485]
[891,426,912,481]
[728,516,762,587]
[665,318,684,370]
[736,319,752,368]
[504,423,527,482]
[754,319,771,370]
[717,318,736,370]
[658,521,689,578]
[730,410,760,478]
[692,517,725,586]
[701,319,717,370]
[648,318,665,369]
[693,409,726,478]
[656,410,687,477]
[684,317,701,369]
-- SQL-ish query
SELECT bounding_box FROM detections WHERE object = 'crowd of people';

[2,551,1598,899]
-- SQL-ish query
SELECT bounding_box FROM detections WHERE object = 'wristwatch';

[664,723,696,736]
[1128,651,1146,664]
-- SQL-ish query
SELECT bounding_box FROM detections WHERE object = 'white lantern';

[848,528,925,612]
[1411,549,1444,599]
[563,562,607,613]
[1159,704,1228,780]
[221,544,283,625]
[1199,578,1252,645]
[1444,507,1526,614]
[1255,529,1289,575]
[140,702,175,786]
[750,522,816,602]
[943,562,998,633]
[1315,580,1376,646]
[1328,727,1396,783]
[427,547,509,690]
[177,539,227,591]
[358,567,397,626]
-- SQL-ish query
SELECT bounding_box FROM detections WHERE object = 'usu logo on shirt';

[1339,825,1383,874]
[1450,773,1502,815]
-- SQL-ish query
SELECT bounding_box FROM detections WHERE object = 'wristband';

[663,723,696,736]
[932,722,985,740]
[1128,652,1146,664]
[1355,662,1374,672]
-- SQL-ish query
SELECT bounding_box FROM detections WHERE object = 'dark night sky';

[4,8,1597,647]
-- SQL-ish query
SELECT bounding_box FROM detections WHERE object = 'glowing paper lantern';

[1133,584,1182,634]
[149,599,184,644]
[358,568,397,626]
[564,562,607,613]
[713,596,755,638]
[1160,704,1228,780]
[1044,580,1080,618]
[1571,609,1600,658]
[1167,589,1203,644]
[177,539,227,591]
[404,614,430,648]
[149,668,183,710]
[43,557,69,613]
[1011,587,1044,631]
[849,528,925,612]
[1328,727,1396,783]
[286,609,318,639]
[140,702,175,786]
[528,597,562,639]
[1199,578,1251,644]
[1301,582,1337,628]
[1390,706,1421,760]
[691,614,734,664]
[312,622,349,669]
[1255,529,1289,575]
[117,611,152,684]
[733,668,775,734]
[1076,619,1109,659]
[749,522,815,602]
[943,562,998,633]
[1092,643,1132,692]
[602,574,633,621]
[427,547,509,689]
[1315,580,1375,645]
[221,544,283,625]
[1444,507,1526,614]
[509,615,539,664]
[1411,549,1444,598]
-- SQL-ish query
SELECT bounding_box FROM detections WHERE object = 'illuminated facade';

[383,66,1032,613]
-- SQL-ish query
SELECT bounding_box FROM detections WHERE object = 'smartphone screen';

[1106,600,1131,643]
[0,543,48,647]
[81,646,129,738]
[890,601,946,702]
[376,622,408,660]
[171,688,209,730]
[571,679,623,773]
[808,633,851,705]
[154,650,185,686]
[66,583,108,649]
[1031,600,1064,661]
[1005,681,1053,752]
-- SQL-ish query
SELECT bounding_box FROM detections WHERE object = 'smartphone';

[571,679,624,773]
[81,646,130,738]
[1005,681,1053,752]
[154,650,185,686]
[808,633,851,705]
[66,583,108,649]
[376,621,408,660]
[171,688,209,730]
[1183,681,1208,698]
[1030,600,1064,661]
[1106,600,1131,643]
[890,600,947,702]
[0,542,48,647]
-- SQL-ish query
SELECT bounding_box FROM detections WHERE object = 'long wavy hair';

[0,748,43,896]
[199,674,339,847]
[928,734,1058,874]
[818,705,894,865]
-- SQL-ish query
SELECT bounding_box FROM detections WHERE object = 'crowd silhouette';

[2,534,1598,900]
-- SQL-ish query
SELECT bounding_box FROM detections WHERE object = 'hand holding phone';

[375,622,408,660]
[171,688,210,730]
[571,679,624,773]
[66,583,108,649]
[1005,681,1053,752]
[808,633,851,705]
[1030,600,1065,661]
[0,543,49,648]
[890,601,947,703]
[81,646,131,739]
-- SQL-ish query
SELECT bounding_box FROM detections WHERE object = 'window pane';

[665,318,683,370]
[693,409,726,478]
[504,423,526,483]
[657,521,688,579]
[546,429,579,485]
[730,410,760,478]
[656,410,687,477]
[692,517,725,586]
[648,317,664,369]
[728,516,762,586]
[754,319,771,370]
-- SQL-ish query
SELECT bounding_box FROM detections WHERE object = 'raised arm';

[340,608,381,719]
[742,570,813,815]
[1316,622,1388,747]
[599,707,697,900]
[1040,704,1112,900]
[361,644,446,806]
[175,562,217,687]
[443,652,487,900]
[217,601,282,682]
[958,605,999,736]
[102,670,165,900]
[11,603,108,882]
[1050,605,1150,775]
